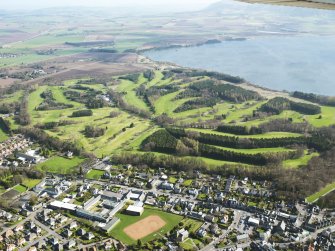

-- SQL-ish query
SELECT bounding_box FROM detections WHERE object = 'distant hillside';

[207,0,335,10]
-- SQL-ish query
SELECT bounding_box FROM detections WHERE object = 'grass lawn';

[109,207,183,245]
[13,184,27,193]
[168,177,177,184]
[214,145,294,154]
[22,179,42,189]
[183,179,193,187]
[35,156,85,174]
[0,128,8,142]
[306,182,335,203]
[85,169,105,180]
[181,238,198,250]
[181,218,202,233]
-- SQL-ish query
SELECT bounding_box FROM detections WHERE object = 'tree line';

[292,91,335,107]
[142,129,302,165]
[259,97,321,115]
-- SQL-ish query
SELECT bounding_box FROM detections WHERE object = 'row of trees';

[292,91,335,107]
[174,98,219,113]
[18,127,84,156]
[167,128,308,149]
[181,69,245,84]
[14,92,31,126]
[216,119,312,135]
[260,97,321,115]
[142,129,302,165]
[71,109,93,117]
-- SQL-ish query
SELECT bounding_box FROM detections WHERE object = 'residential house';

[3,229,14,239]
[237,233,249,244]
[62,229,72,238]
[69,221,78,230]
[26,233,37,242]
[175,228,189,242]
[66,240,76,249]
[85,232,95,240]
[15,224,24,232]
[17,238,26,246]
[77,228,86,236]
[6,244,16,251]
[197,228,207,238]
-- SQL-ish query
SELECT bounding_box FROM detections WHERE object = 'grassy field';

[306,182,335,203]
[35,156,85,174]
[22,179,42,189]
[187,128,302,139]
[85,169,105,179]
[12,184,27,193]
[110,207,183,245]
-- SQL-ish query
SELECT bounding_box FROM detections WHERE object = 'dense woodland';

[176,80,262,103]
[64,85,108,109]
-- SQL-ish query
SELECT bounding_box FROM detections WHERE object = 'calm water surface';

[144,35,335,95]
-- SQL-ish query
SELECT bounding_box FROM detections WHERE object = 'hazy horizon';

[1,0,219,11]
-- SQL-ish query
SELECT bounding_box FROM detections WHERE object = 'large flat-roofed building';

[101,191,123,202]
[83,195,101,210]
[126,190,145,202]
[49,201,77,212]
[75,208,107,223]
[102,217,120,232]
[125,205,144,216]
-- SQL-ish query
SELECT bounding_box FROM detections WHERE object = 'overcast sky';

[2,0,219,11]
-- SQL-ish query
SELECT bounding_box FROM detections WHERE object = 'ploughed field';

[1,68,334,169]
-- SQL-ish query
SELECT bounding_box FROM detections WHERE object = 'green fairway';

[283,152,319,169]
[109,207,183,245]
[214,145,294,154]
[13,184,27,193]
[85,169,105,179]
[306,182,335,203]
[35,156,85,174]
[187,128,302,139]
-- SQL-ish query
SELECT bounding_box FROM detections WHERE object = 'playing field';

[110,207,182,245]
[124,215,166,240]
